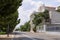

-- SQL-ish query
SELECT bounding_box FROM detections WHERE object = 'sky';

[16,0,60,28]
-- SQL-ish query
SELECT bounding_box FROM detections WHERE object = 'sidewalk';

[0,34,15,38]
[25,32,60,38]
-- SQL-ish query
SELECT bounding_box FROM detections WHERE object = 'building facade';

[30,4,60,33]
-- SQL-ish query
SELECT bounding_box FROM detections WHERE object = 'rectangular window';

[46,25,60,32]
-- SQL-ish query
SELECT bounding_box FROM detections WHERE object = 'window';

[46,25,60,32]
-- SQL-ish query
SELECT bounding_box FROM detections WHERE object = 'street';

[12,31,60,40]
[13,31,44,40]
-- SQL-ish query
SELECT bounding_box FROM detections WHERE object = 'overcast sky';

[16,0,60,28]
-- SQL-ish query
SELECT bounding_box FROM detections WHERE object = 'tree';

[20,21,30,32]
[0,0,22,16]
[0,0,22,34]
[42,9,49,22]
[33,10,49,26]
[32,10,49,32]
[56,6,60,12]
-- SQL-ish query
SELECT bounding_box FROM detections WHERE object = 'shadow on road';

[0,37,60,40]
[13,37,44,40]
[53,38,60,40]
[34,38,44,40]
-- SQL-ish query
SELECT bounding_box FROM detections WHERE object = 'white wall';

[50,11,60,24]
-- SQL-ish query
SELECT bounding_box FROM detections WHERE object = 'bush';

[56,9,60,12]
[20,21,30,32]
[0,32,6,35]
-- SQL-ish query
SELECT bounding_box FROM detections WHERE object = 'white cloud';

[23,0,32,3]
[18,7,34,25]
[17,0,44,27]
[14,0,60,29]
[56,0,60,2]
[45,4,56,7]
[16,0,60,28]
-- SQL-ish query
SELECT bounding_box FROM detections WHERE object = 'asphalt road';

[12,31,60,40]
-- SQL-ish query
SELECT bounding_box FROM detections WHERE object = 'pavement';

[12,31,60,40]
[0,34,14,38]
[0,31,60,40]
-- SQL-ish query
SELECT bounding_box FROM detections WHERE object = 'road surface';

[12,31,60,40]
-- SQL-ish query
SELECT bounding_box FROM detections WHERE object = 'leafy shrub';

[0,32,6,34]
[20,21,30,32]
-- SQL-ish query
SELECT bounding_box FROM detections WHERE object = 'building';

[30,4,60,33]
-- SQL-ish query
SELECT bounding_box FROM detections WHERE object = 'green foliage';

[43,10,49,22]
[57,9,60,12]
[33,13,43,26]
[20,21,30,32]
[0,0,22,16]
[0,0,22,34]
[0,11,20,33]
[0,32,6,35]
[32,10,49,32]
[56,6,60,12]
[33,10,49,27]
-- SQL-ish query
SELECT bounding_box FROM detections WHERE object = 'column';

[43,24,46,32]
[30,20,34,33]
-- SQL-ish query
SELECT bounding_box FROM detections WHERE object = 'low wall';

[0,35,14,40]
